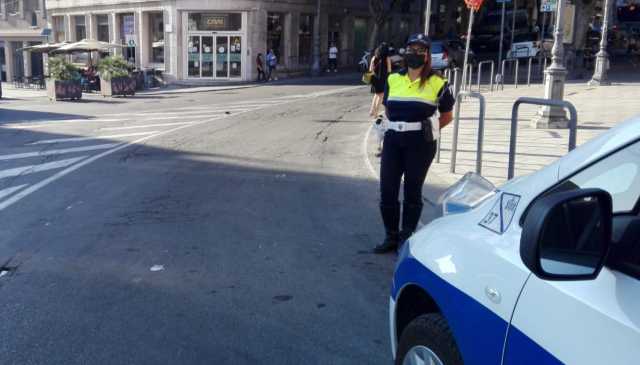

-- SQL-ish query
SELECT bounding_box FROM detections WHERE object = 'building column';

[283,12,294,69]
[111,13,122,56]
[4,42,15,82]
[1,0,7,21]
[18,0,24,19]
[66,14,75,41]
[319,10,329,68]
[88,14,97,40]
[22,41,31,77]
[137,10,149,69]
[249,9,268,81]
[340,14,354,66]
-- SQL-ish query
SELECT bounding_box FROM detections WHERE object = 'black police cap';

[406,33,431,49]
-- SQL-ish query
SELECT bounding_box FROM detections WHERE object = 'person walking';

[256,53,266,82]
[369,43,392,118]
[266,49,278,81]
[374,33,455,254]
[327,43,339,72]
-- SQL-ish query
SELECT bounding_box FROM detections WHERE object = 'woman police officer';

[374,33,455,254]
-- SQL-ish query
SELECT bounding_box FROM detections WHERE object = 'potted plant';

[98,56,136,97]
[46,56,82,101]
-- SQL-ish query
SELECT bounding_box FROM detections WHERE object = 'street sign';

[541,0,557,12]
[465,0,484,10]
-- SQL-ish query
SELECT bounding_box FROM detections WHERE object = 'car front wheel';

[395,314,463,365]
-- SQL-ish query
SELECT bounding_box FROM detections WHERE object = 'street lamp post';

[311,0,322,76]
[496,1,507,84]
[424,0,432,35]
[589,0,612,86]
[532,0,569,128]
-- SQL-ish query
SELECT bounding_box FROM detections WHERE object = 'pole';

[511,0,518,49]
[590,0,612,86]
[532,0,569,128]
[311,0,322,76]
[461,8,475,93]
[424,0,432,35]
[497,1,507,84]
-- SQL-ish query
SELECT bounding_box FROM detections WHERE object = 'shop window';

[97,14,110,42]
[148,12,164,64]
[75,15,87,41]
[52,16,66,42]
[188,13,242,32]
[119,13,137,65]
[6,0,18,15]
[298,14,313,64]
[267,12,284,64]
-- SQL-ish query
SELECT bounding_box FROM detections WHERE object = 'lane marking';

[143,114,225,121]
[100,122,194,131]
[362,124,378,180]
[0,86,366,212]
[4,119,124,129]
[0,184,28,199]
[0,144,118,161]
[0,156,87,179]
[28,131,158,145]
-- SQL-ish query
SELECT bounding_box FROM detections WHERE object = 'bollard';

[527,57,533,86]
[515,60,519,88]
[508,97,578,179]
[501,58,518,88]
[450,91,487,175]
[452,67,461,97]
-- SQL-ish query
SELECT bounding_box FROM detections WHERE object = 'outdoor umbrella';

[17,41,70,53]
[51,39,122,54]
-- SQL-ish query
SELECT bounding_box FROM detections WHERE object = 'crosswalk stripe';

[4,119,125,129]
[28,131,158,145]
[0,156,87,179]
[0,144,118,161]
[0,184,28,199]
[100,122,194,131]
[144,115,217,121]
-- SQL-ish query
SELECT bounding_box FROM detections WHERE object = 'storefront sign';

[202,14,227,30]
[541,0,557,12]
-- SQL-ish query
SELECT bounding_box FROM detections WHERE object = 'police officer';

[374,33,455,254]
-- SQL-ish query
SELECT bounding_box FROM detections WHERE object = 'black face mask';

[405,53,426,69]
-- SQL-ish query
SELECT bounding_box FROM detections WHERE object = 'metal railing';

[500,58,519,90]
[450,91,487,175]
[477,60,495,92]
[508,97,578,179]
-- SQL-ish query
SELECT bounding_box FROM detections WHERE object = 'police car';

[390,116,640,365]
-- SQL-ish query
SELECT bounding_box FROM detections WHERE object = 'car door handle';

[485,287,502,304]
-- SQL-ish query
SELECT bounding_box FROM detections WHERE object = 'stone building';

[45,0,420,84]
[0,0,49,83]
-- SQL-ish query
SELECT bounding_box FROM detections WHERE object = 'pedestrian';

[369,43,392,118]
[374,33,455,254]
[266,49,278,81]
[327,43,339,72]
[256,53,266,82]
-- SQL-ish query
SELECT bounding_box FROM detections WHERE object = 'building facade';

[0,0,48,83]
[46,0,411,84]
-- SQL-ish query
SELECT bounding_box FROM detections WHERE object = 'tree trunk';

[368,22,380,51]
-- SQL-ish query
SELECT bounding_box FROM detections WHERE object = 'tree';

[367,0,404,49]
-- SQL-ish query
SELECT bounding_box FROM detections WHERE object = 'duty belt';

[386,121,423,132]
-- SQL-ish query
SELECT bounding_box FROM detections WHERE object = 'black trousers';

[380,130,437,237]
[257,68,266,81]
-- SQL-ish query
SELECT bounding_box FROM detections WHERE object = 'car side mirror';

[520,189,613,281]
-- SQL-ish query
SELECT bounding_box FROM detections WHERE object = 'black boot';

[374,203,400,254]
[400,203,424,245]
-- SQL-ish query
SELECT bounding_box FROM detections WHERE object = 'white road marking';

[0,156,87,179]
[4,119,124,129]
[0,184,28,199]
[143,115,220,121]
[0,144,118,161]
[100,122,194,131]
[0,86,367,212]
[362,124,378,180]
[29,131,158,145]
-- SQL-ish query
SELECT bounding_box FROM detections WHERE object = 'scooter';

[359,51,371,73]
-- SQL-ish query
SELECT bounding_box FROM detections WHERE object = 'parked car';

[390,116,640,364]
[431,40,476,70]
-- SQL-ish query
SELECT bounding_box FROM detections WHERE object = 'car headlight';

[441,172,496,216]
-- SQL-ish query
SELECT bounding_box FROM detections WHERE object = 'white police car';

[390,117,640,365]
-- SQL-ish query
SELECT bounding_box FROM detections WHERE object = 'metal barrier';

[450,91,487,175]
[477,60,495,92]
[526,57,534,86]
[451,67,462,97]
[508,97,578,179]
[500,58,519,90]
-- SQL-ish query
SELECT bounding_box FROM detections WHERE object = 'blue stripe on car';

[393,254,562,365]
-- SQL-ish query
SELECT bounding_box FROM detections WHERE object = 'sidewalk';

[0,72,361,100]
[423,78,640,202]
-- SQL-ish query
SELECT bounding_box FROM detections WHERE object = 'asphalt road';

[0,76,438,364]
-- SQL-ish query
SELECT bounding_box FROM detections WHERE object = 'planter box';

[100,77,136,97]
[46,79,82,101]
